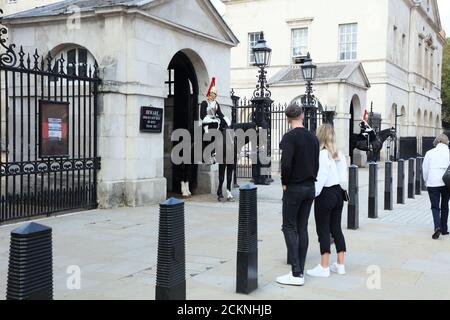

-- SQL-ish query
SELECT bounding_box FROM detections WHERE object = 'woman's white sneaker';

[276,272,305,286]
[306,264,330,278]
[330,262,346,275]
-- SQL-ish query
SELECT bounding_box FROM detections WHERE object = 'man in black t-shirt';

[276,104,320,286]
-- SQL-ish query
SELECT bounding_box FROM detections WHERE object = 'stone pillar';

[124,95,166,206]
[97,90,127,208]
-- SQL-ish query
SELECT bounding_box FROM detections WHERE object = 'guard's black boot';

[432,229,441,240]
[217,190,225,202]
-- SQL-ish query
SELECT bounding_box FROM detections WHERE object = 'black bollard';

[415,157,422,196]
[7,222,53,300]
[384,161,393,210]
[236,184,258,294]
[408,158,415,199]
[348,165,359,230]
[420,157,427,191]
[417,157,427,192]
[397,159,405,204]
[368,162,378,219]
[156,198,186,300]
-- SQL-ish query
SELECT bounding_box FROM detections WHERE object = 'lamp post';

[251,31,273,185]
[394,105,405,161]
[300,53,318,133]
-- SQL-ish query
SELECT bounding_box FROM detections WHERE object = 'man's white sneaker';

[330,262,346,275]
[276,272,305,286]
[306,264,330,278]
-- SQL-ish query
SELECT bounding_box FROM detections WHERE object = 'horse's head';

[389,127,397,139]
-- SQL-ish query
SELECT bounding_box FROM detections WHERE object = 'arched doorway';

[163,51,199,195]
[349,94,361,164]
[400,106,406,136]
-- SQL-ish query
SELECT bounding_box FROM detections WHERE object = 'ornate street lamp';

[252,31,272,98]
[301,53,317,82]
[300,52,318,133]
[251,31,273,185]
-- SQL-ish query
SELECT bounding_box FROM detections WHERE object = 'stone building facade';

[1,0,238,208]
[223,0,445,160]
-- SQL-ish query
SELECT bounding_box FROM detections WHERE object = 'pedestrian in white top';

[307,124,348,278]
[422,133,450,240]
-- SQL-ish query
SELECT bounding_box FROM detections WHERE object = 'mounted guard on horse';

[357,110,378,152]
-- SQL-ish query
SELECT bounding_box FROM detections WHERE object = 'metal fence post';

[7,222,53,300]
[156,198,186,300]
[408,158,415,199]
[397,159,405,204]
[415,157,422,196]
[384,161,393,210]
[348,165,359,230]
[236,184,258,294]
[368,162,378,219]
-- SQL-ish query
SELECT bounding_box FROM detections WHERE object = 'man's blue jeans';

[427,186,450,232]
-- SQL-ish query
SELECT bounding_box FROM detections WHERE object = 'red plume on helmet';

[207,77,216,96]
[363,109,368,122]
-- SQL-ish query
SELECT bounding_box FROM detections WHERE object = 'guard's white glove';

[202,115,220,125]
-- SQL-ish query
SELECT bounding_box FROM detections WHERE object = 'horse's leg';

[226,164,235,201]
[180,164,189,197]
[218,164,226,201]
[185,164,192,196]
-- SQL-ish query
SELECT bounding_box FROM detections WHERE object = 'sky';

[210,0,226,15]
[212,0,449,35]
[438,0,450,34]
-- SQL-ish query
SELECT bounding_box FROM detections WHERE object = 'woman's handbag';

[339,185,350,202]
[442,165,450,191]
[342,189,350,202]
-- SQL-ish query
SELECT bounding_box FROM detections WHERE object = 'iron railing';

[0,21,101,223]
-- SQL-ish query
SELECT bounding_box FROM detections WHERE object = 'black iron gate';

[399,137,417,159]
[0,24,100,223]
[421,136,435,156]
[231,93,334,179]
[231,96,255,179]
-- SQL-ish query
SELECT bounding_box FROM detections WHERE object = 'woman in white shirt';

[422,134,450,240]
[307,124,348,278]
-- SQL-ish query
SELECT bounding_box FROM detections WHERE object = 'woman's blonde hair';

[433,133,449,147]
[316,124,340,160]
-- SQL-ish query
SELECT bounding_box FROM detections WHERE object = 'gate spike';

[33,49,40,70]
[59,53,65,74]
[46,51,53,72]
[93,60,99,78]
[18,46,25,68]
[26,53,31,69]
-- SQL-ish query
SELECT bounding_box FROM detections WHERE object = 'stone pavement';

[1,163,449,300]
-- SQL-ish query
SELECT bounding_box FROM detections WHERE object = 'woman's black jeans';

[282,182,315,277]
[427,186,450,232]
[314,185,346,255]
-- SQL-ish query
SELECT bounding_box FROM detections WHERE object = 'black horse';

[350,127,396,162]
[216,121,256,201]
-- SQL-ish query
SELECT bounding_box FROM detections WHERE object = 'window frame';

[248,32,262,66]
[49,47,93,82]
[291,27,309,64]
[338,23,358,61]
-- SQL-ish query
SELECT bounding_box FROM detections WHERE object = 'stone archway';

[163,51,201,196]
[349,94,362,164]
[400,106,407,136]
